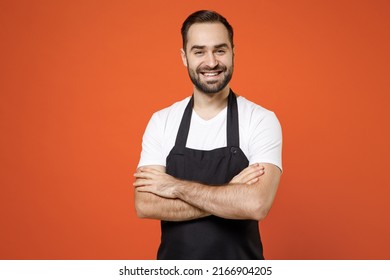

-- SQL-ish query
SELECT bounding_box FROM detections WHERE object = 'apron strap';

[174,95,193,150]
[227,89,240,147]
[174,89,240,150]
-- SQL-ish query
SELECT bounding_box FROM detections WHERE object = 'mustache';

[196,65,227,73]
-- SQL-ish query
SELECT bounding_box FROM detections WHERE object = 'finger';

[134,172,144,179]
[238,164,256,177]
[246,177,259,185]
[139,167,162,175]
[243,169,264,183]
[231,166,260,183]
[136,186,164,197]
[241,164,264,177]
[135,186,152,193]
[230,164,265,184]
[133,179,151,187]
[134,171,155,179]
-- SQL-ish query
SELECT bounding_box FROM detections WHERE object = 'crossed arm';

[134,163,281,221]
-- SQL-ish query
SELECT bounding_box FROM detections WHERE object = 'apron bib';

[158,90,264,260]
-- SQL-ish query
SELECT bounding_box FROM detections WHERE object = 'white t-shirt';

[138,96,282,171]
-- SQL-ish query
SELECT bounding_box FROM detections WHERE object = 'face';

[181,23,234,94]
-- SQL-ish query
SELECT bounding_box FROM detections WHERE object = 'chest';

[186,110,228,150]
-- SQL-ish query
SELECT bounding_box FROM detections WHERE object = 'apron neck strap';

[227,89,240,147]
[175,89,240,149]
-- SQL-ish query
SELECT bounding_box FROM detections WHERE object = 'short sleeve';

[248,111,283,171]
[137,113,166,168]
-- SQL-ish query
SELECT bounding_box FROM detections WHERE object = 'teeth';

[203,72,219,77]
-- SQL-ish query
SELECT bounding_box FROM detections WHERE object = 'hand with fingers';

[133,167,180,199]
[230,163,265,185]
[134,163,265,200]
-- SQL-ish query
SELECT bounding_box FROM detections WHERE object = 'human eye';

[194,50,204,56]
[216,49,226,55]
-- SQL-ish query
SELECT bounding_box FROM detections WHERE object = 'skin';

[134,22,281,221]
[134,164,265,221]
[181,23,234,120]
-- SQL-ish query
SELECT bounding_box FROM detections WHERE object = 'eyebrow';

[190,43,230,52]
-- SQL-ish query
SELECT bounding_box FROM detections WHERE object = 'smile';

[200,71,222,77]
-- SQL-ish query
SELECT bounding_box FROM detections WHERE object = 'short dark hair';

[181,10,234,52]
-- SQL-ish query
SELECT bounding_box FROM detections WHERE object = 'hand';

[230,163,265,185]
[133,167,180,199]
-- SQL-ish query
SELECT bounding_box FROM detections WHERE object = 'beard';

[187,63,233,94]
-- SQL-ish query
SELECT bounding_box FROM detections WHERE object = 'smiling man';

[134,10,282,260]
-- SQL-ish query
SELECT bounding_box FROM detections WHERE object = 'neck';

[192,86,230,120]
[193,86,230,110]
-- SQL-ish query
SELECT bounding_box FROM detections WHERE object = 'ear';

[180,48,188,67]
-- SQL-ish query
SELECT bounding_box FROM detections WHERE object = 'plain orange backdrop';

[1,0,389,259]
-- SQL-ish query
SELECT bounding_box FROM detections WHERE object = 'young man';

[134,10,282,260]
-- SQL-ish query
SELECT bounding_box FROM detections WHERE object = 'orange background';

[1,0,389,259]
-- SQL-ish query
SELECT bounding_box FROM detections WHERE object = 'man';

[134,10,282,260]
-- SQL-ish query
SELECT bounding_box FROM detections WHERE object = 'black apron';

[158,90,264,260]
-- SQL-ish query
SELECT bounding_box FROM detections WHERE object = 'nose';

[204,52,218,68]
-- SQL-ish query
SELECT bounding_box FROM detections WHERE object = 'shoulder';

[237,96,280,127]
[152,97,191,122]
[145,96,191,138]
[138,97,191,168]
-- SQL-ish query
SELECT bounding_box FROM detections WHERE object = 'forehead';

[186,22,231,50]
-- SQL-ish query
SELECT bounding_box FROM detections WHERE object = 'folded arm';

[176,163,281,220]
[134,163,273,221]
[134,165,209,221]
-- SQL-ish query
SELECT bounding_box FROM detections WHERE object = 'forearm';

[134,165,209,221]
[135,190,210,221]
[134,163,279,221]
[174,181,261,220]
[174,164,281,221]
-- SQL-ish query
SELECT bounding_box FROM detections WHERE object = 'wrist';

[173,180,183,199]
[173,179,190,200]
